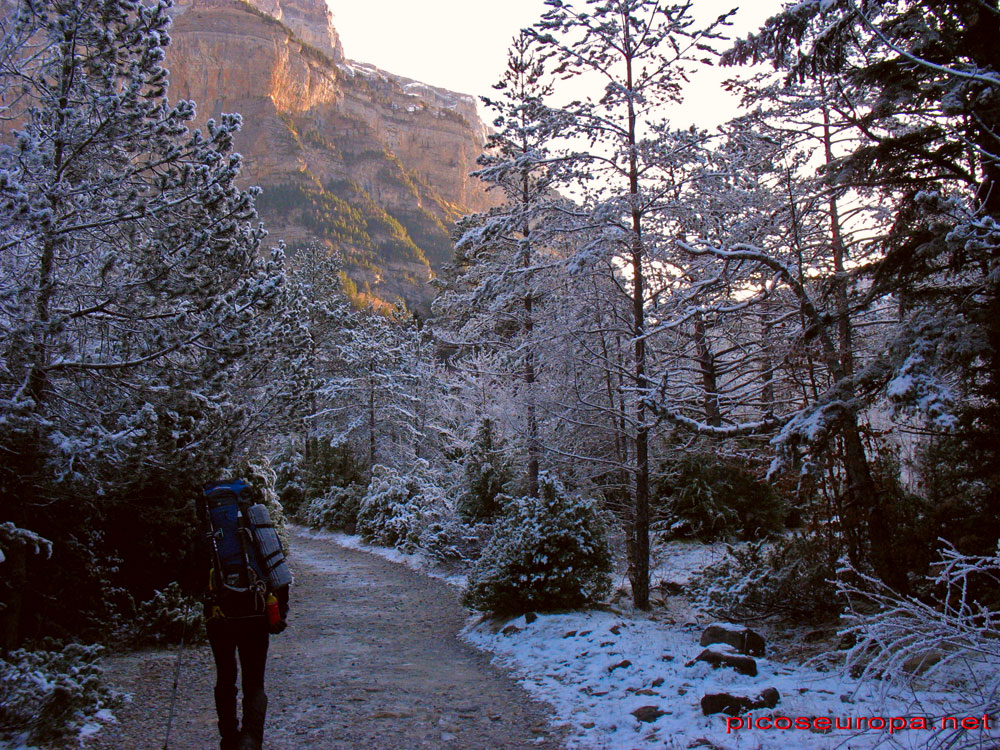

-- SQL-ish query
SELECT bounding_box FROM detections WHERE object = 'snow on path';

[83,528,562,750]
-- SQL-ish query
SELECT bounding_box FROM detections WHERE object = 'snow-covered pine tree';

[644,97,910,587]
[0,0,284,645]
[528,0,732,608]
[458,416,514,521]
[321,306,425,474]
[463,471,613,615]
[261,243,354,502]
[434,32,566,498]
[724,0,1000,556]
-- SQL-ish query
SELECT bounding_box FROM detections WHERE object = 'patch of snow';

[337,60,384,82]
[403,81,437,97]
[461,609,988,750]
[650,539,728,586]
[705,622,747,633]
[77,705,117,741]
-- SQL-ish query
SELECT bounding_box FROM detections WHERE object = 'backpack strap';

[235,503,268,611]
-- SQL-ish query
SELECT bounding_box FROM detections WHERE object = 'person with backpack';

[202,479,292,750]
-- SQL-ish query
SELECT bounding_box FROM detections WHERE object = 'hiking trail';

[83,528,564,750]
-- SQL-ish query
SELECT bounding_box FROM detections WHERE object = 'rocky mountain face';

[166,0,496,310]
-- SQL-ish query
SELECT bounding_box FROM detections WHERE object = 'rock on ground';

[83,529,563,749]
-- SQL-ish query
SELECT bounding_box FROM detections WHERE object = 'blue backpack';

[203,479,291,618]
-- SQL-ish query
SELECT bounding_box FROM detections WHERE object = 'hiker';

[202,479,292,750]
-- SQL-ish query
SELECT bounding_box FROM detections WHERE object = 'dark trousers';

[207,617,270,749]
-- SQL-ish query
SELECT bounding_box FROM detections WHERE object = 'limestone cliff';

[166,0,496,310]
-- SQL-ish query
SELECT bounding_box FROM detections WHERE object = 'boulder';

[758,687,780,708]
[700,693,753,717]
[690,649,758,677]
[699,624,765,657]
[632,705,667,723]
[701,688,781,716]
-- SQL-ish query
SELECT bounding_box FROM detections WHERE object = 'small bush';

[356,462,451,553]
[458,418,513,521]
[463,473,613,616]
[418,518,491,563]
[301,483,366,533]
[0,643,116,745]
[128,581,204,647]
[691,532,842,622]
[653,452,787,542]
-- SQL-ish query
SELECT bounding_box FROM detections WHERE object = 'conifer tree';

[0,0,284,645]
[322,306,424,473]
[435,32,565,498]
[722,0,1000,565]
[529,0,731,608]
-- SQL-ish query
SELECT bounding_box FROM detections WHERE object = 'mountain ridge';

[166,0,497,311]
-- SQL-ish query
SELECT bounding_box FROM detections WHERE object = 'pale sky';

[326,0,786,128]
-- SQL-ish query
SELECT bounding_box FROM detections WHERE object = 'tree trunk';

[625,47,650,610]
[693,313,721,427]
[368,373,376,472]
[821,96,903,590]
[522,164,540,498]
[759,307,775,415]
[524,306,539,498]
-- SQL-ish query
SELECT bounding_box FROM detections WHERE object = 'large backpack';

[203,479,292,618]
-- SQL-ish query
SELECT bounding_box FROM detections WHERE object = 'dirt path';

[84,529,564,749]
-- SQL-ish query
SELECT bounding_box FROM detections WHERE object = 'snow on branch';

[0,521,53,563]
[838,542,1000,748]
[643,373,781,437]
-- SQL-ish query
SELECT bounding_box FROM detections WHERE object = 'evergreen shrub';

[418,518,491,563]
[653,452,786,542]
[356,462,450,552]
[127,582,203,647]
[458,418,513,521]
[275,441,363,517]
[301,484,366,533]
[691,532,842,622]
[463,473,613,616]
[0,643,116,745]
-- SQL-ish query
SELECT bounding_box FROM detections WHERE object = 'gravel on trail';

[82,529,565,750]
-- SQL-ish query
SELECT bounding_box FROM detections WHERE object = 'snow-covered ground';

[649,539,730,588]
[462,608,955,750]
[314,531,998,750]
